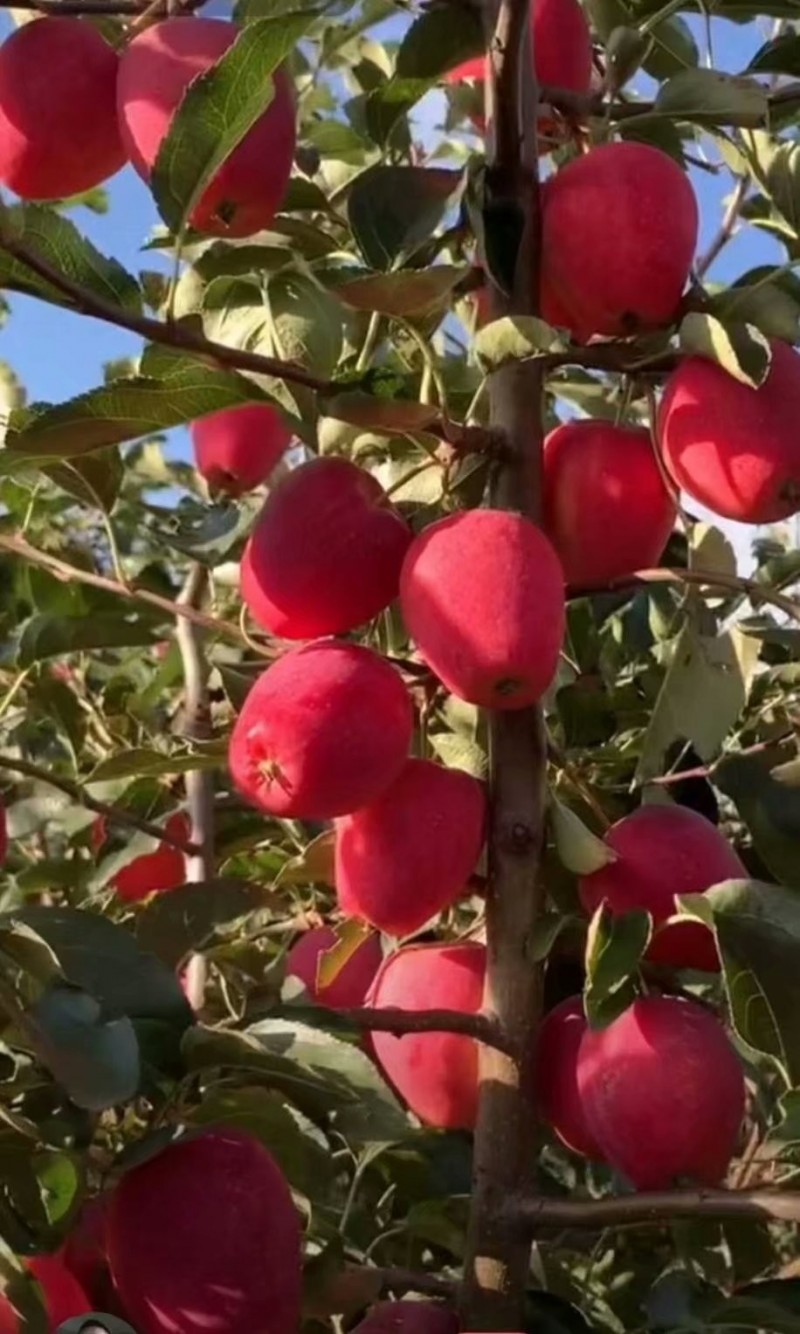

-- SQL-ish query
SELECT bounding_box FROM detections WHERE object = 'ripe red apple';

[117,18,296,237]
[335,758,487,937]
[536,997,603,1159]
[191,403,291,497]
[228,641,412,819]
[579,804,745,972]
[243,457,412,638]
[543,420,677,587]
[60,1194,117,1313]
[658,338,800,523]
[0,18,126,200]
[446,0,592,142]
[400,509,565,710]
[541,142,698,341]
[107,1128,301,1334]
[285,924,383,1008]
[353,1301,458,1334]
[113,812,189,904]
[577,995,745,1188]
[0,1254,91,1333]
[369,942,486,1129]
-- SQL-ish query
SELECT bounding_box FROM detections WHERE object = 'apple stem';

[458,0,549,1327]
[175,562,215,1014]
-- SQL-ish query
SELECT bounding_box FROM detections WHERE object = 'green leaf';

[7,365,270,457]
[348,166,462,272]
[365,4,483,141]
[549,797,617,875]
[266,270,343,377]
[689,521,737,578]
[16,613,158,666]
[45,449,124,514]
[606,27,653,92]
[27,982,140,1111]
[679,879,800,1084]
[135,879,281,968]
[0,204,141,312]
[151,14,315,235]
[275,830,335,888]
[88,743,225,781]
[428,732,488,780]
[711,266,800,343]
[336,266,468,316]
[763,141,800,238]
[584,902,651,1028]
[654,69,768,127]
[322,389,440,435]
[679,312,772,388]
[716,751,800,887]
[474,316,564,371]
[748,32,800,77]
[636,624,760,784]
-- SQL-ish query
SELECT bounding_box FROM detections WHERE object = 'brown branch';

[349,1266,456,1298]
[647,732,796,788]
[510,1187,800,1232]
[175,563,215,1012]
[0,533,273,656]
[340,1006,514,1055]
[460,0,546,1327]
[0,232,332,396]
[0,752,201,853]
[695,175,749,279]
[599,565,800,627]
[537,80,800,125]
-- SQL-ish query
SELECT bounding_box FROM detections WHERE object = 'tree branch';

[695,175,749,279]
[347,1266,456,1298]
[596,565,800,627]
[510,1187,800,1232]
[0,232,332,396]
[646,732,796,787]
[0,752,201,853]
[537,80,800,125]
[339,1006,514,1054]
[0,532,272,656]
[175,564,215,1012]
[460,0,547,1326]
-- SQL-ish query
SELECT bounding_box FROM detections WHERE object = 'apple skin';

[541,142,698,341]
[335,758,487,937]
[400,509,565,711]
[369,941,486,1129]
[0,18,126,201]
[59,1193,121,1314]
[579,804,746,972]
[577,995,745,1189]
[285,924,383,1008]
[536,997,604,1160]
[658,338,800,523]
[243,457,412,639]
[191,403,291,496]
[352,1302,459,1334]
[107,1128,301,1334]
[543,420,677,588]
[0,1254,91,1333]
[117,18,296,237]
[228,641,412,820]
[112,812,189,904]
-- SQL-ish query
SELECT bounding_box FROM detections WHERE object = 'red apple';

[60,1194,116,1313]
[541,142,698,340]
[113,812,189,904]
[579,804,745,972]
[335,758,487,937]
[0,18,126,200]
[536,997,603,1159]
[228,641,412,819]
[353,1302,458,1334]
[191,403,291,496]
[243,457,412,638]
[107,1128,301,1334]
[658,338,800,523]
[400,509,565,710]
[285,924,383,1008]
[446,0,592,143]
[118,18,296,237]
[0,1254,91,1333]
[543,420,676,587]
[577,995,745,1189]
[369,942,486,1129]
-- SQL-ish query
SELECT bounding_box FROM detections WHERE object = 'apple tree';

[0,0,796,1332]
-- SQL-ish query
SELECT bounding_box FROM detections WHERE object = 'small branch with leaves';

[509,1186,800,1232]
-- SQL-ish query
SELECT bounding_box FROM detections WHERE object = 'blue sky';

[0,7,788,568]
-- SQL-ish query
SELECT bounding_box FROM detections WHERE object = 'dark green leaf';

[336,266,468,316]
[584,903,651,1028]
[136,879,281,968]
[28,982,140,1111]
[45,449,124,514]
[17,613,158,666]
[0,204,141,312]
[348,166,462,271]
[748,32,800,76]
[88,744,225,781]
[655,69,768,127]
[151,14,315,235]
[716,751,800,886]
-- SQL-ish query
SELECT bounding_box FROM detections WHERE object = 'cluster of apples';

[0,15,295,237]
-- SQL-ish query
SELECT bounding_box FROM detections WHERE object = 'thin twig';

[0,533,272,655]
[510,1187,800,1232]
[647,732,795,787]
[0,753,200,853]
[340,1006,514,1055]
[175,564,215,1012]
[695,175,749,279]
[573,565,800,626]
[348,1266,456,1298]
